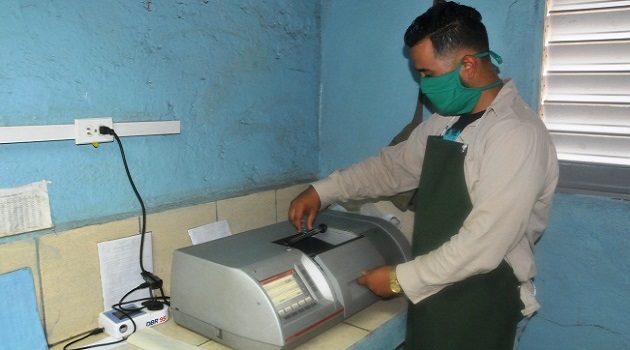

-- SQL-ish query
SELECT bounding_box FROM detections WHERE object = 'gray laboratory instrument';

[170,210,410,350]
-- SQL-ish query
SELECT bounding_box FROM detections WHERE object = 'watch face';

[390,268,401,293]
[390,281,401,294]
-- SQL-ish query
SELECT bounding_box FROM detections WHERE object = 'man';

[289,2,558,349]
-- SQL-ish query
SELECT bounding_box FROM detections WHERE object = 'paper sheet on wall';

[98,233,153,310]
[0,180,53,237]
[188,220,231,245]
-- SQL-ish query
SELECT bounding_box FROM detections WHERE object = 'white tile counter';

[51,298,407,350]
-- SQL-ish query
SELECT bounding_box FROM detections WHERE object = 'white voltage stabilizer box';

[98,303,169,339]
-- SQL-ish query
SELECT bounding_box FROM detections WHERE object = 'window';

[541,0,630,199]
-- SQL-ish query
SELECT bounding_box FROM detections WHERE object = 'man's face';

[409,38,457,78]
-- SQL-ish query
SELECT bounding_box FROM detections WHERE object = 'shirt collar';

[486,78,517,117]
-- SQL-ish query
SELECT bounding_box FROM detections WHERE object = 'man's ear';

[460,55,479,80]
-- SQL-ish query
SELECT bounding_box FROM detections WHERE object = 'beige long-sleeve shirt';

[312,80,559,316]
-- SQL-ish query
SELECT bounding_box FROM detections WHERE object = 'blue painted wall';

[1,1,628,348]
[319,1,629,349]
[522,193,630,349]
[319,0,544,174]
[319,1,418,172]
[0,0,321,232]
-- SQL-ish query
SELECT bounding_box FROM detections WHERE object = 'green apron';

[405,135,522,350]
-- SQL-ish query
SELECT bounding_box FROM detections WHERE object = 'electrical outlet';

[75,118,114,145]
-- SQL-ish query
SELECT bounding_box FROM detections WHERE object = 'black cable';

[111,304,138,338]
[110,288,171,340]
[100,126,163,290]
[62,328,124,350]
[111,131,148,273]
[89,126,167,345]
[118,283,150,312]
[114,296,171,309]
[60,291,171,349]
[62,284,146,349]
[158,286,170,306]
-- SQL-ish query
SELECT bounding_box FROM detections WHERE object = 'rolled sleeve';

[312,125,430,208]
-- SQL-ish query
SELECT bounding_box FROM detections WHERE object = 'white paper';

[85,336,130,349]
[127,327,198,350]
[188,220,231,245]
[0,180,53,237]
[98,233,153,310]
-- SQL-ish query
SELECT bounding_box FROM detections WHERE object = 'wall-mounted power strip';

[98,303,169,339]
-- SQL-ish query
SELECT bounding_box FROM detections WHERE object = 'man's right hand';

[288,186,322,231]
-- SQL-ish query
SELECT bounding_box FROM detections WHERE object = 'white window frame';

[541,0,630,199]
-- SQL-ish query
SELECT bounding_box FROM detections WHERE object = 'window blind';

[541,0,630,198]
[541,0,630,167]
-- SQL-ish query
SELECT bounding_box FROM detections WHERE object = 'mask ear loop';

[487,51,503,65]
[472,50,503,65]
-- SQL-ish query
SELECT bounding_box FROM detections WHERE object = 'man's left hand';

[357,265,396,298]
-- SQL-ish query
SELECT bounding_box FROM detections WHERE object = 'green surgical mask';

[420,51,503,115]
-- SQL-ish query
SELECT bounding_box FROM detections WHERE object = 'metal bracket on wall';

[0,120,180,144]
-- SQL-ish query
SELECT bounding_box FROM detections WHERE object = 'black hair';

[404,1,489,57]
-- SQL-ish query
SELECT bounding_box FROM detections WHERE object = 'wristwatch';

[389,266,402,294]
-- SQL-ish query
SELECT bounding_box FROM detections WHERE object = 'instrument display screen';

[263,270,304,305]
[262,269,315,320]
